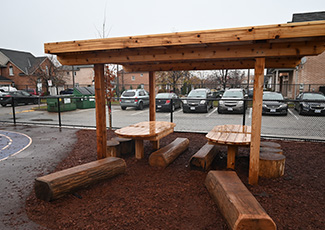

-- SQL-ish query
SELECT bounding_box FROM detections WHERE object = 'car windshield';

[122,91,135,97]
[222,90,243,98]
[263,93,283,100]
[302,93,325,100]
[156,93,171,99]
[188,90,206,98]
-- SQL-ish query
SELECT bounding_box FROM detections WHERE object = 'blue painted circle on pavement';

[0,130,32,161]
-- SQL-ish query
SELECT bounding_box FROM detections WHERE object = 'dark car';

[218,88,247,114]
[60,88,74,95]
[262,92,288,115]
[182,88,213,113]
[294,92,325,115]
[156,93,182,111]
[0,90,39,107]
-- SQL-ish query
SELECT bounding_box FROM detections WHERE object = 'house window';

[140,73,143,77]
[131,76,135,81]
[67,72,70,75]
[9,66,14,76]
[46,66,49,75]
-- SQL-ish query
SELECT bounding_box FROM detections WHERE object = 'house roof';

[45,21,325,72]
[292,11,325,23]
[0,48,47,75]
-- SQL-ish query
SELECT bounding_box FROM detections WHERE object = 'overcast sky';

[1,0,324,56]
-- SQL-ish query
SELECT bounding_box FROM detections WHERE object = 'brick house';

[118,71,149,91]
[0,48,52,92]
[267,11,325,98]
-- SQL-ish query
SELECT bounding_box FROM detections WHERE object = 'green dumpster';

[47,95,77,112]
[74,87,96,109]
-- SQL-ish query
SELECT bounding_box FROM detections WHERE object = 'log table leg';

[135,139,144,159]
[151,140,160,150]
[227,145,238,169]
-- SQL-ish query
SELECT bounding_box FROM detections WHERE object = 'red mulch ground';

[25,130,325,229]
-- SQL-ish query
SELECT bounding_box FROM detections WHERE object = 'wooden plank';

[249,58,265,185]
[34,157,126,201]
[135,139,144,159]
[94,64,107,159]
[55,40,324,66]
[227,145,237,169]
[45,21,325,54]
[205,171,276,230]
[123,57,301,72]
[149,71,156,121]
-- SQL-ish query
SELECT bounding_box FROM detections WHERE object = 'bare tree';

[156,71,190,94]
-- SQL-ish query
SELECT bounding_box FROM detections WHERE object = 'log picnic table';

[115,121,176,159]
[206,124,251,169]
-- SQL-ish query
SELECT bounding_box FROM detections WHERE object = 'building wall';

[297,51,325,87]
[64,66,94,87]
[120,72,149,91]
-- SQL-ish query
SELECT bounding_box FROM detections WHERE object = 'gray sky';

[1,0,324,56]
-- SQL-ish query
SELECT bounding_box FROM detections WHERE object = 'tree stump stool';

[260,147,284,155]
[260,141,281,149]
[106,139,120,157]
[259,152,286,178]
[113,137,135,155]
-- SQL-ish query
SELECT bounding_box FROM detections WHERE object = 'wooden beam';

[149,71,156,121]
[56,40,324,66]
[94,64,107,159]
[249,58,265,185]
[45,21,325,54]
[123,58,301,72]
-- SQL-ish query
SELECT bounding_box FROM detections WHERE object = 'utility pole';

[72,65,75,88]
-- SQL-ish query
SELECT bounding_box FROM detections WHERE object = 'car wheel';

[1,103,6,107]
[298,106,303,115]
[121,106,126,110]
[33,99,38,104]
[172,104,175,112]
[217,109,223,114]
[138,102,144,110]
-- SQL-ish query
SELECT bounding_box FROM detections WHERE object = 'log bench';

[149,138,189,168]
[106,139,121,157]
[205,171,276,230]
[34,157,126,201]
[259,152,286,178]
[189,143,218,171]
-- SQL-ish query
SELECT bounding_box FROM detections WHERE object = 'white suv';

[119,89,149,110]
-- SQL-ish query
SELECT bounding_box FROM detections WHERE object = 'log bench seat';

[189,143,218,171]
[112,137,135,155]
[34,157,126,201]
[149,138,189,168]
[205,171,276,230]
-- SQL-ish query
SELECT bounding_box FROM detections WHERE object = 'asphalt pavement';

[0,123,79,229]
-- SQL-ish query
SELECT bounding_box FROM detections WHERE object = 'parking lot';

[0,103,324,140]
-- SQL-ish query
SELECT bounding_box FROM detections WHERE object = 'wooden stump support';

[106,139,120,157]
[260,141,281,149]
[260,147,284,155]
[205,171,276,230]
[149,138,189,168]
[34,157,126,201]
[259,152,286,178]
[112,137,135,155]
[189,143,218,171]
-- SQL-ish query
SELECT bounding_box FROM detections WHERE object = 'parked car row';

[0,90,39,107]
[119,88,325,116]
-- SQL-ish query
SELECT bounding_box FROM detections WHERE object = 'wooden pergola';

[45,20,325,185]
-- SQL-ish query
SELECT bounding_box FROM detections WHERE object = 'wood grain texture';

[249,57,265,185]
[34,157,126,202]
[149,138,189,168]
[190,143,218,171]
[112,137,134,155]
[106,139,120,157]
[45,21,325,54]
[259,152,286,178]
[149,71,156,121]
[260,141,281,149]
[260,147,284,155]
[205,171,276,230]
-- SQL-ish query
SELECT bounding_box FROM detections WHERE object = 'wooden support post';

[149,71,156,121]
[94,64,107,159]
[249,58,265,185]
[135,139,144,159]
[227,145,238,169]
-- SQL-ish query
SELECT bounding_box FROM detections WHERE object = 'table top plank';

[206,125,251,146]
[115,121,176,139]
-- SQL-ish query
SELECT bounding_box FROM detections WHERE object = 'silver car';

[119,89,149,110]
[218,88,246,114]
